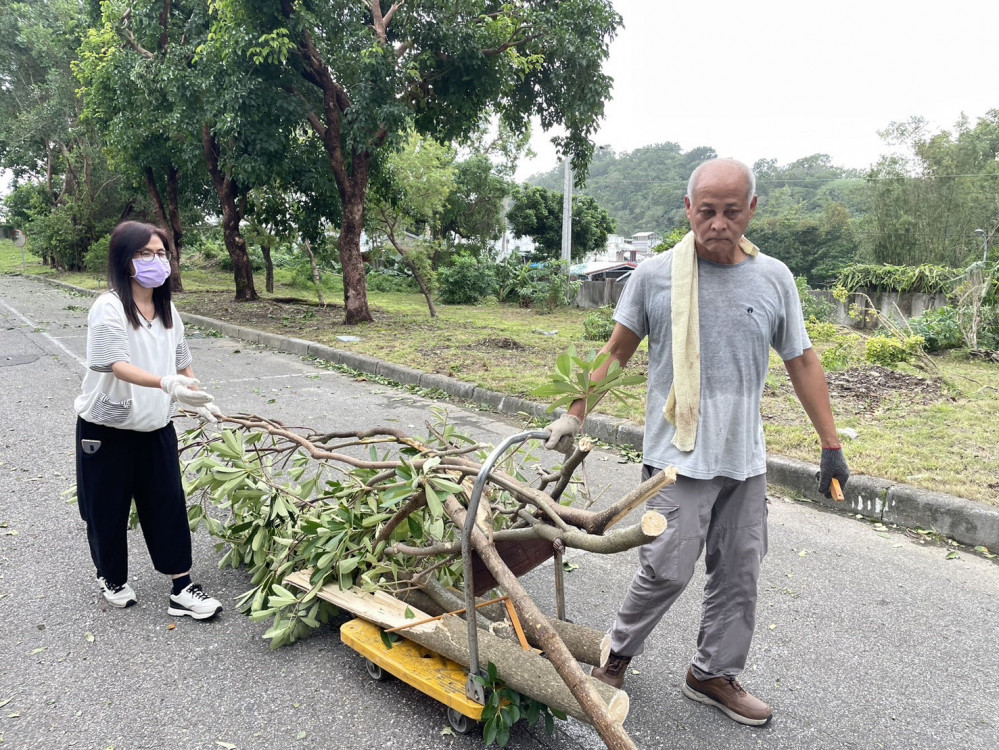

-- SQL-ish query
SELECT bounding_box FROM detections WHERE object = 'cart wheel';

[364,659,389,681]
[447,707,478,735]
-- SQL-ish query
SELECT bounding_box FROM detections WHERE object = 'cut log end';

[605,688,630,725]
[599,633,611,668]
[640,510,667,537]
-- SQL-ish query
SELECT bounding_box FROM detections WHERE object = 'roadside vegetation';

[5,240,997,505]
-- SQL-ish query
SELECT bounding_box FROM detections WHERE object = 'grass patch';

[4,241,997,504]
[0,239,51,275]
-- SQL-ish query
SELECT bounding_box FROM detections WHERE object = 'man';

[544,158,849,726]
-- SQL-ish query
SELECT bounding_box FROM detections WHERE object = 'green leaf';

[555,351,571,379]
[495,724,511,747]
[483,718,498,746]
[424,485,444,518]
[338,557,359,575]
[428,478,463,495]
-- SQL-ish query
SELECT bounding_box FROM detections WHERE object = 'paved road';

[1,274,996,750]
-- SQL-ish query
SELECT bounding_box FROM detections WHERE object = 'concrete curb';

[28,276,998,551]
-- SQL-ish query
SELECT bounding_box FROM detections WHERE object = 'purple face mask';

[132,256,171,288]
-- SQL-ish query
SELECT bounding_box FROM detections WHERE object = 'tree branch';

[120,8,154,59]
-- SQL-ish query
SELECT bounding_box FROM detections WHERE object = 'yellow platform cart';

[340,617,485,733]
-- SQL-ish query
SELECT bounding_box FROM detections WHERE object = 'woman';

[75,221,223,619]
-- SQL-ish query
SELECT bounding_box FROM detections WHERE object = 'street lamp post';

[974,229,989,263]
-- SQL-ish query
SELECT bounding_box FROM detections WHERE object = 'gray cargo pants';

[607,466,768,680]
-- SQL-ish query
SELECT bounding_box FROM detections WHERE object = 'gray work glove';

[543,414,581,455]
[193,403,223,423]
[818,447,850,498]
[160,374,214,408]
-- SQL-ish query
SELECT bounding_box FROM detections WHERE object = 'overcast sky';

[516,0,999,180]
[4,2,997,201]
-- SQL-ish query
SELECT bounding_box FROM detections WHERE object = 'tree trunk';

[303,239,324,306]
[144,166,184,293]
[166,166,184,292]
[283,572,629,726]
[46,144,55,196]
[417,577,607,666]
[338,174,374,324]
[295,25,374,324]
[261,242,275,294]
[403,249,437,318]
[387,233,437,318]
[202,125,257,301]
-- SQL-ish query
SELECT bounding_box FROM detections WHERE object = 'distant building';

[569,260,636,281]
[616,231,661,263]
[630,231,661,251]
[490,230,536,262]
[581,234,628,265]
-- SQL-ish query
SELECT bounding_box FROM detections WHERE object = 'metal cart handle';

[462,429,550,702]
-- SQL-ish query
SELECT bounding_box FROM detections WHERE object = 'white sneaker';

[168,583,222,620]
[98,576,137,608]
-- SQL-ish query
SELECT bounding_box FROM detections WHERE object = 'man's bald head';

[687,159,756,205]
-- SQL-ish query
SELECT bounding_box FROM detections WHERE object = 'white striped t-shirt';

[74,292,192,432]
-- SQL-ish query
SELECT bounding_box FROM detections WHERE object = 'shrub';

[865,332,925,367]
[84,234,111,277]
[366,268,418,293]
[796,276,835,322]
[908,306,964,352]
[185,229,228,269]
[493,255,531,304]
[583,308,615,341]
[437,254,496,304]
[27,206,88,270]
[805,319,840,343]
[521,262,580,313]
[836,263,955,295]
[821,332,864,372]
[975,304,999,350]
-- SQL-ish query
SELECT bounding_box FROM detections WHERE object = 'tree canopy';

[3,0,998,305]
[865,113,999,267]
[206,0,622,321]
[507,184,614,262]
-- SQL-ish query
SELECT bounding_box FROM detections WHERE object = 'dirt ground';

[824,366,946,414]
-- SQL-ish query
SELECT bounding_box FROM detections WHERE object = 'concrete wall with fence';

[811,290,949,329]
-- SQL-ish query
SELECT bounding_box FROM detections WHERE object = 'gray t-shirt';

[613,249,811,480]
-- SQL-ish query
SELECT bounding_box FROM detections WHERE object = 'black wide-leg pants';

[75,418,192,587]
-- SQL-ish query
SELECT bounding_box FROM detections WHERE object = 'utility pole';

[560,158,572,270]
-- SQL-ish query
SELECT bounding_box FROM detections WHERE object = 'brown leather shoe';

[681,668,772,726]
[591,651,632,689]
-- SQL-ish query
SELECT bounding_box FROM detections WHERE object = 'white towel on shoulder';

[664,231,759,451]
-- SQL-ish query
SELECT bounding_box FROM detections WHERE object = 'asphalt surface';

[1,274,997,750]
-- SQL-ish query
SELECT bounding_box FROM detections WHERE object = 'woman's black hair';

[107,221,174,330]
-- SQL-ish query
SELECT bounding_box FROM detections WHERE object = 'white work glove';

[160,374,214,408]
[193,403,223,423]
[543,414,582,455]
